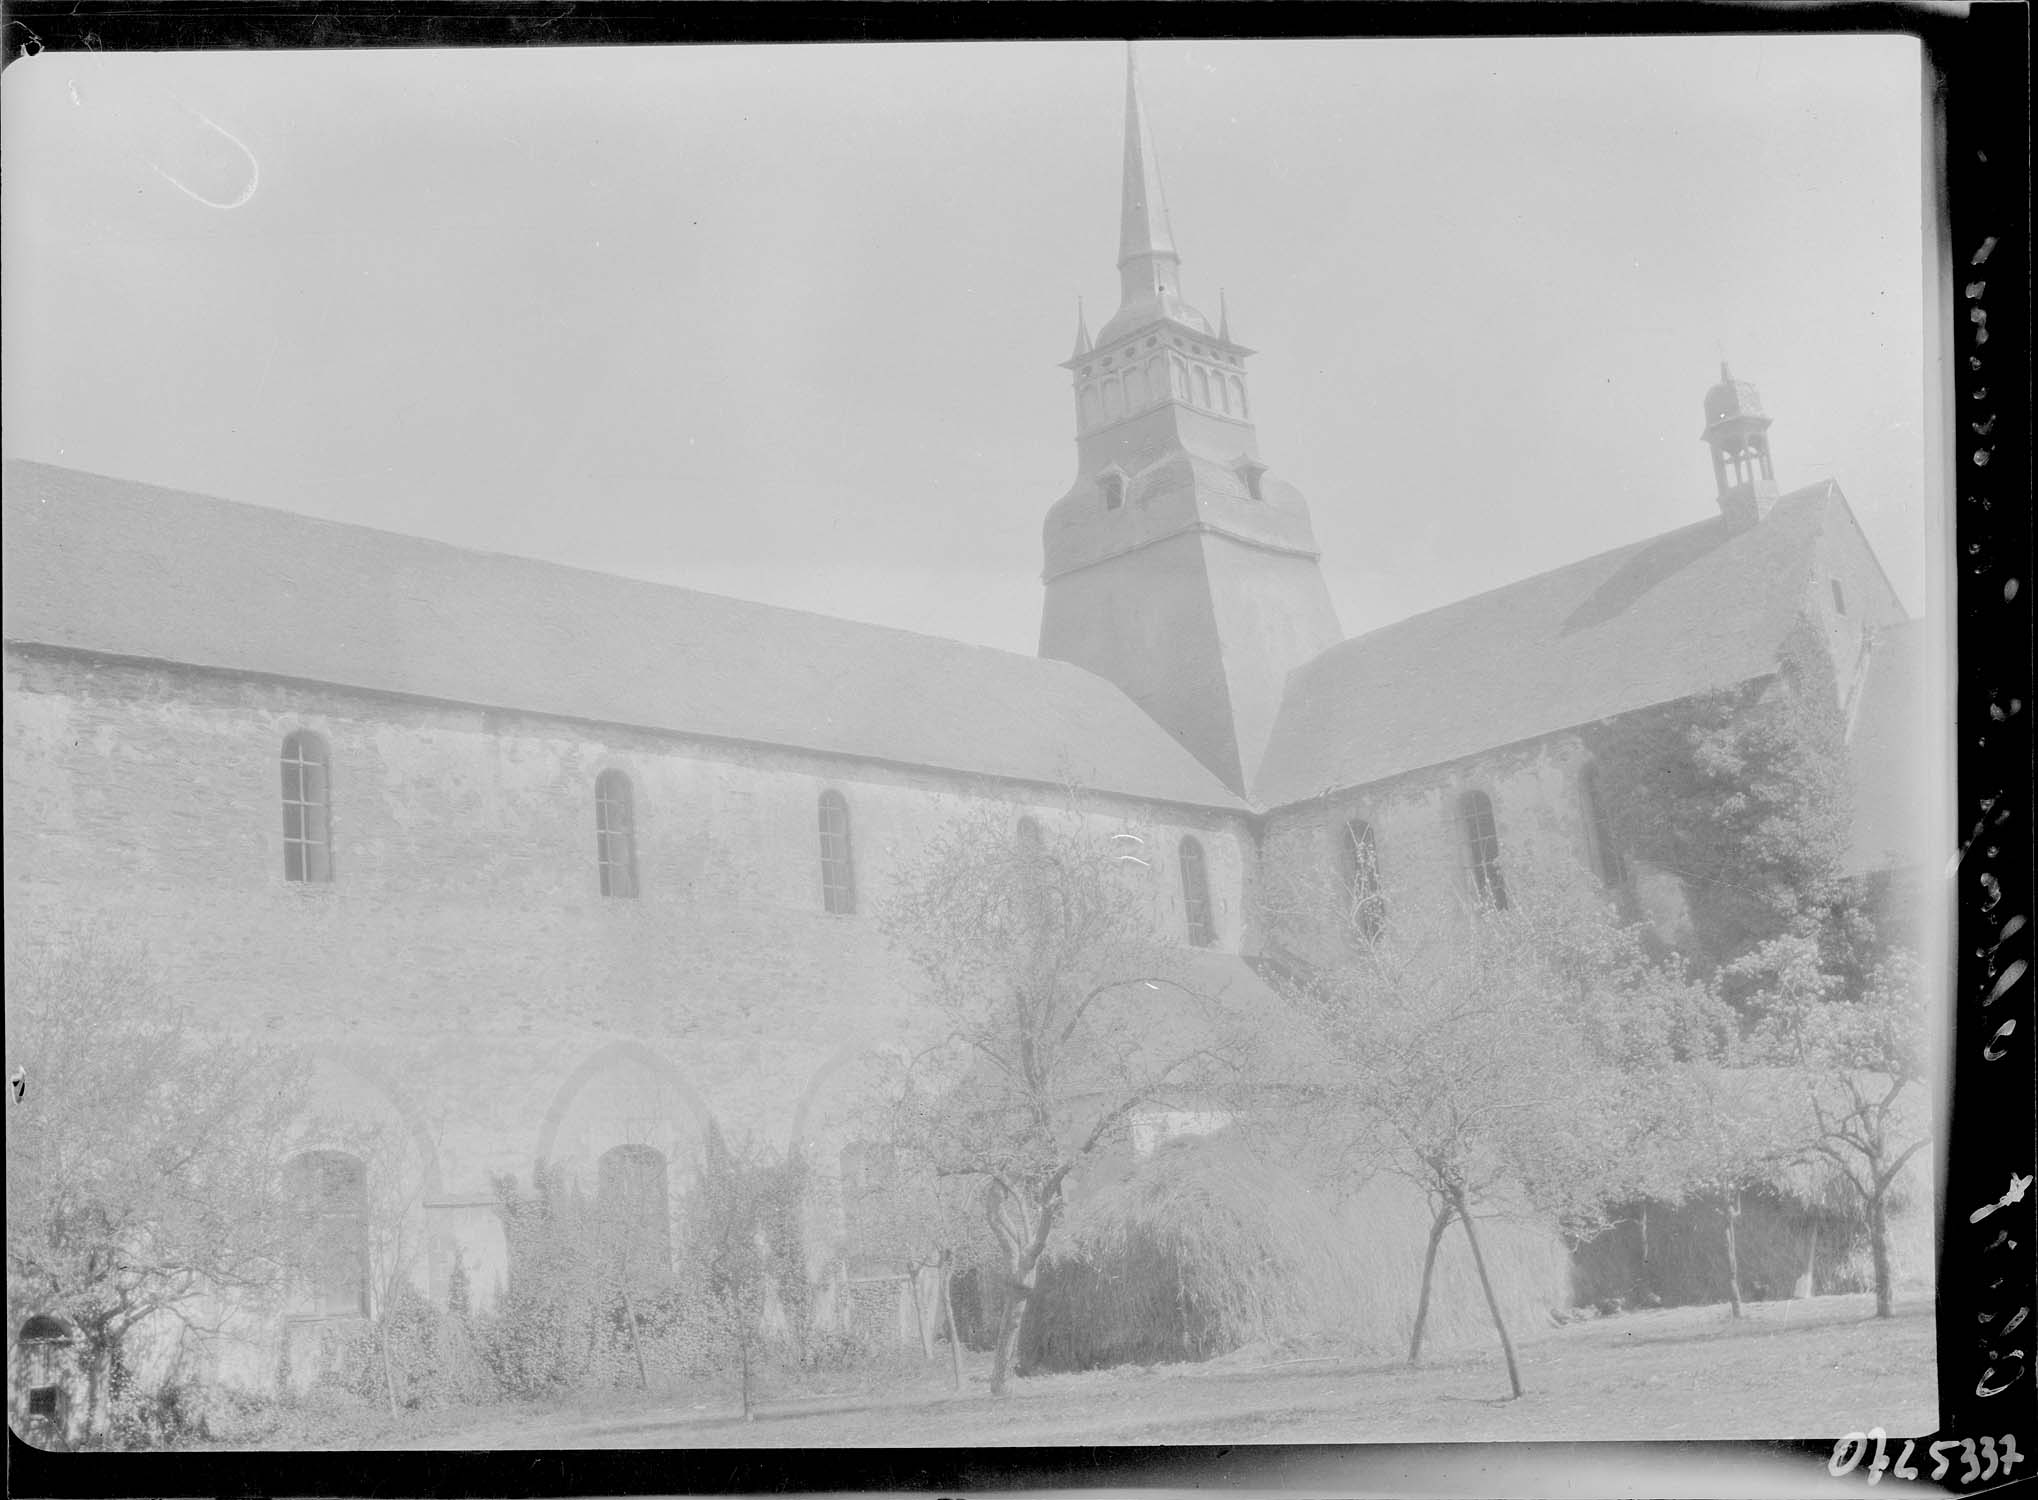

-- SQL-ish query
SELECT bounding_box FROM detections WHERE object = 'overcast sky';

[4,37,1932,654]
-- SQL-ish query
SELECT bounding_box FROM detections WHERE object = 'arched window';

[1193,366,1211,408]
[1457,790,1509,910]
[596,1143,672,1286]
[595,770,637,898]
[1580,764,1627,889]
[1230,376,1248,417]
[1147,355,1166,401]
[818,790,856,914]
[1103,377,1124,423]
[288,1150,368,1317]
[1179,836,1216,947]
[280,731,332,883]
[1342,818,1385,941]
[1124,365,1147,410]
[1172,357,1190,399]
[1100,472,1125,510]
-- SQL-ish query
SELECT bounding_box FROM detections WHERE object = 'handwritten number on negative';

[1837,1433,2023,1483]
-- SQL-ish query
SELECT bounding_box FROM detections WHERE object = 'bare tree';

[1266,885,1661,1396]
[5,922,309,1439]
[333,1113,491,1414]
[1744,937,1932,1318]
[881,809,1252,1395]
[1622,978,1809,1319]
[839,1136,991,1390]
[684,1121,804,1420]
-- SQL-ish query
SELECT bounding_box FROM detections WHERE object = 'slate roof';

[1,460,1246,811]
[1843,618,1936,875]
[1253,484,1848,808]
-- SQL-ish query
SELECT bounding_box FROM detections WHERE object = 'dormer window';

[1100,472,1126,511]
[1235,459,1267,502]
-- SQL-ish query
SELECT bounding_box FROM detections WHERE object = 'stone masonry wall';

[1259,728,1623,963]
[3,646,1257,1316]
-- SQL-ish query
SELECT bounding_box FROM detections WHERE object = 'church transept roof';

[1251,483,1865,808]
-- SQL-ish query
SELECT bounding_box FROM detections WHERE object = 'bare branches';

[876,806,1250,1393]
[1736,939,1933,1317]
[6,920,312,1433]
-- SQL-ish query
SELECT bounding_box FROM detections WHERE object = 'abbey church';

[4,54,1930,1369]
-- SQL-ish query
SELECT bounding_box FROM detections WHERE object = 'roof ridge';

[1,457,1075,673]
[4,458,1252,812]
[1308,484,1835,665]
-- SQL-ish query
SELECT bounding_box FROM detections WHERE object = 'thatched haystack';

[1574,1065,1935,1310]
[1015,1132,1574,1374]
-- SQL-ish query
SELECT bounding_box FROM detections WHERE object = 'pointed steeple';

[1041,39,1342,797]
[1118,45,1178,271]
[1218,288,1231,344]
[1111,44,1188,326]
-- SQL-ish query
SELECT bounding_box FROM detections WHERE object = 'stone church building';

[4,56,1928,1376]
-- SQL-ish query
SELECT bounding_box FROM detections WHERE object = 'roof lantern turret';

[1702,361,1780,528]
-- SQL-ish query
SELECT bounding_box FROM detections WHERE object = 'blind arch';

[287,1150,368,1317]
[596,1143,672,1286]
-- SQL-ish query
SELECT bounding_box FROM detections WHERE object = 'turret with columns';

[1703,362,1781,529]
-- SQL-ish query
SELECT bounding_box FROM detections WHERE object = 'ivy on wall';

[1583,620,1874,1003]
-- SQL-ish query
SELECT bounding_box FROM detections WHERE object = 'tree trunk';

[906,1261,931,1359]
[378,1313,400,1417]
[939,1252,963,1393]
[82,1335,111,1443]
[1407,1203,1455,1366]
[1868,1195,1893,1318]
[617,1278,648,1390]
[985,1180,1059,1397]
[739,1330,753,1421]
[1452,1188,1523,1399]
[1797,1219,1819,1299]
[988,1272,1028,1396]
[1722,1193,1744,1318]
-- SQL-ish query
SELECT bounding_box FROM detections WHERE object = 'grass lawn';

[336,1291,1936,1450]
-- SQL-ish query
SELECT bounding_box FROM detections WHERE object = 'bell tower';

[1703,362,1781,529]
[1038,47,1343,796]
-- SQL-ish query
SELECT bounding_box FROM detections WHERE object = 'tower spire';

[1041,38,1341,797]
[1218,288,1231,343]
[1119,44,1177,267]
[1115,44,1182,315]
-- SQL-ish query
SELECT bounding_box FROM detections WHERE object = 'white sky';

[3,37,1932,654]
